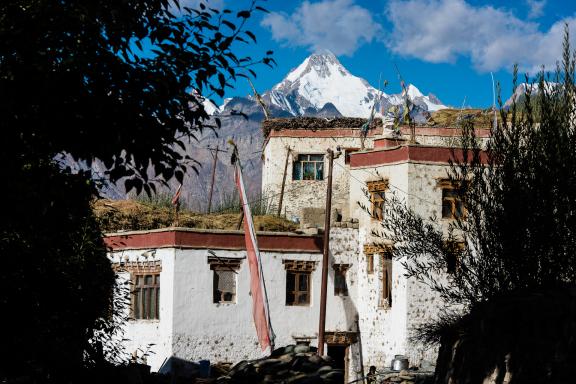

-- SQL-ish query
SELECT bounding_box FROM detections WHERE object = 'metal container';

[391,355,409,371]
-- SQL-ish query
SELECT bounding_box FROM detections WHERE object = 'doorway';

[327,344,348,383]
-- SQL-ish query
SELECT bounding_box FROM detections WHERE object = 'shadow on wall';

[434,287,576,384]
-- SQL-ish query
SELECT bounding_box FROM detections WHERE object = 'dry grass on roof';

[263,117,382,131]
[93,199,298,233]
[429,109,494,128]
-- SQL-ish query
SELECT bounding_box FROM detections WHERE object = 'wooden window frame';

[367,181,389,221]
[113,261,162,321]
[293,154,325,181]
[208,257,241,304]
[132,272,160,320]
[333,264,350,296]
[286,271,311,306]
[438,180,466,220]
[283,260,316,306]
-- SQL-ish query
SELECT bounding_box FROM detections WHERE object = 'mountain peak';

[264,53,447,118]
[406,84,424,99]
[283,50,346,83]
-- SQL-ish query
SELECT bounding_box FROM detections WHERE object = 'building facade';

[106,118,490,381]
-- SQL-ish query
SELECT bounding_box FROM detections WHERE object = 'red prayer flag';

[171,184,182,206]
[234,162,274,352]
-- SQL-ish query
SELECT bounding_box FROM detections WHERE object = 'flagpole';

[171,184,182,227]
[491,72,498,130]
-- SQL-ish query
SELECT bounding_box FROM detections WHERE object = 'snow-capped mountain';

[503,82,559,109]
[243,50,448,118]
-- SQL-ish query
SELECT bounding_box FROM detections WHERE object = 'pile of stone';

[377,370,433,384]
[217,345,343,384]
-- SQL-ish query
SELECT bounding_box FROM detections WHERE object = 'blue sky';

[207,0,576,108]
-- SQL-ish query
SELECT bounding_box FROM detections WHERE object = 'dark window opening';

[380,255,392,308]
[333,264,349,296]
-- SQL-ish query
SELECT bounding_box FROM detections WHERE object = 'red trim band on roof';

[268,128,378,139]
[350,145,488,167]
[399,126,491,138]
[104,229,324,253]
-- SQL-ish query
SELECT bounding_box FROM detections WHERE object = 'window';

[380,254,392,308]
[333,264,350,296]
[208,256,241,304]
[133,272,160,320]
[367,181,388,220]
[286,271,310,305]
[445,241,465,274]
[293,154,324,180]
[440,181,465,219]
[283,260,316,306]
[213,270,236,303]
[364,244,383,274]
[366,255,374,274]
[112,261,162,320]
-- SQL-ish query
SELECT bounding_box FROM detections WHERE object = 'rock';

[399,374,414,380]
[307,355,323,364]
[320,369,343,382]
[316,365,333,374]
[294,345,311,354]
[383,373,398,380]
[321,355,334,364]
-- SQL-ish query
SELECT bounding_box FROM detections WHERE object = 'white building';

[106,118,490,381]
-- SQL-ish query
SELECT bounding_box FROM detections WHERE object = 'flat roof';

[350,145,488,167]
[105,227,324,253]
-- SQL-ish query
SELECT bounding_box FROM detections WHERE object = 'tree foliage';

[0,0,273,193]
[371,25,576,342]
[0,0,271,381]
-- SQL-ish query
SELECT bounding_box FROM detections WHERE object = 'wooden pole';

[277,147,291,217]
[207,145,219,214]
[318,148,334,356]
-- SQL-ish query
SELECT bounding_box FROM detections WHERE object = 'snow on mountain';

[207,51,447,119]
[259,51,447,118]
[264,50,381,117]
[405,84,448,112]
[503,82,559,108]
[202,98,220,115]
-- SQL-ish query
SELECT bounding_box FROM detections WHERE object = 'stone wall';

[262,135,373,223]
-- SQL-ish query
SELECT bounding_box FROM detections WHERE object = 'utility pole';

[207,145,219,214]
[277,146,291,217]
[318,148,338,356]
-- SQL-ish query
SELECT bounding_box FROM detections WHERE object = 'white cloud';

[260,0,381,56]
[386,0,576,73]
[526,0,546,19]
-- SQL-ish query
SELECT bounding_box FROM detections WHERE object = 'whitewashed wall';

[109,248,175,370]
[108,235,362,374]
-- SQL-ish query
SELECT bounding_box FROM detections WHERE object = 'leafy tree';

[0,0,271,381]
[370,25,576,382]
